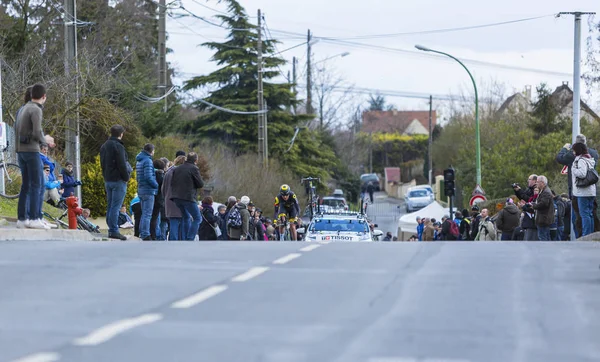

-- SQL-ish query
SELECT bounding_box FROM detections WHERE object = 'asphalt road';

[1,240,600,362]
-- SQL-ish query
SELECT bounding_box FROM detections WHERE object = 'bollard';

[66,195,83,230]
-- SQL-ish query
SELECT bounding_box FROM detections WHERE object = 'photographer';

[512,175,537,201]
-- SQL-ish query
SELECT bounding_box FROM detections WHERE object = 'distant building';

[498,82,600,122]
[361,110,437,135]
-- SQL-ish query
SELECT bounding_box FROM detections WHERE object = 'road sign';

[561,165,568,175]
[469,194,487,206]
[472,184,485,196]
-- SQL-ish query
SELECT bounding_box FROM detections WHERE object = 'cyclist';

[274,184,301,241]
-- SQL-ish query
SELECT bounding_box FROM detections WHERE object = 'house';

[498,83,600,122]
[361,110,437,135]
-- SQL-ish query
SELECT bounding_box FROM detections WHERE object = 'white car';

[405,187,434,213]
[297,214,383,242]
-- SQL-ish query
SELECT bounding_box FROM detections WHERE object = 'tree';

[312,61,356,130]
[182,0,337,181]
[367,93,394,111]
[529,83,567,135]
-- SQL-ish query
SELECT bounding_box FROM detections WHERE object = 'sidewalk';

[0,217,134,242]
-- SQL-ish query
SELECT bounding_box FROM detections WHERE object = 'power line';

[195,98,268,114]
[305,14,557,40]
[189,0,229,15]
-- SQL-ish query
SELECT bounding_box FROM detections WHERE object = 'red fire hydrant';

[66,195,83,229]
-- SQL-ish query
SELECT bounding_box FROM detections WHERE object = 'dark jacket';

[515,185,535,202]
[198,204,218,240]
[469,214,482,240]
[136,151,158,195]
[441,219,455,240]
[100,137,131,182]
[170,161,204,202]
[61,168,77,198]
[554,196,566,228]
[495,204,520,233]
[556,146,599,197]
[533,186,555,227]
[217,212,228,240]
[228,203,250,240]
[162,166,181,219]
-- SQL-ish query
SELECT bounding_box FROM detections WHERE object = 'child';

[60,161,82,198]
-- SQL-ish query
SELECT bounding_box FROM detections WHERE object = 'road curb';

[0,228,106,242]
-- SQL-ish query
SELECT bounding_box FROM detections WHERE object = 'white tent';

[398,201,456,234]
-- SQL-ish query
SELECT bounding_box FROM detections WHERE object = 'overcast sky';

[167,0,600,120]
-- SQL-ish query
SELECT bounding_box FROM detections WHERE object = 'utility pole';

[306,29,313,115]
[292,56,297,115]
[257,9,265,166]
[428,95,433,186]
[64,0,82,201]
[557,11,595,241]
[369,131,373,174]
[158,0,167,112]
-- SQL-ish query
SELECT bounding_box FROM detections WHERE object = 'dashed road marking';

[231,266,270,282]
[73,313,163,346]
[368,358,471,362]
[272,253,302,265]
[299,244,321,252]
[170,285,228,309]
[10,352,60,362]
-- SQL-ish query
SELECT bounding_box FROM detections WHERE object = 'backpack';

[227,207,243,229]
[449,221,460,239]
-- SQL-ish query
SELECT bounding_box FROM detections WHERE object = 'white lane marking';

[10,353,60,362]
[170,285,228,309]
[272,253,302,265]
[368,358,471,362]
[72,313,162,346]
[299,244,321,252]
[231,266,270,282]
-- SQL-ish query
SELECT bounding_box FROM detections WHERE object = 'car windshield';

[361,174,378,182]
[409,190,429,198]
[322,198,345,207]
[310,219,369,233]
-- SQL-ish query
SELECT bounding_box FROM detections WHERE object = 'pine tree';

[182,0,337,180]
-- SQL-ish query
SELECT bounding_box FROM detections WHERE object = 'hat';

[471,205,479,211]
[240,196,250,205]
[248,202,255,207]
[506,197,514,204]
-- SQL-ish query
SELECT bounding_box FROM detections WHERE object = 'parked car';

[405,186,434,213]
[360,173,381,191]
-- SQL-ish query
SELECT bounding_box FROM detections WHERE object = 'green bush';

[81,156,138,217]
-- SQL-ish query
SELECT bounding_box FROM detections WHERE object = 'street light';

[315,52,350,65]
[415,44,481,187]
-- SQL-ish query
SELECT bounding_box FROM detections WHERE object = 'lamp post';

[415,45,481,187]
[315,51,350,65]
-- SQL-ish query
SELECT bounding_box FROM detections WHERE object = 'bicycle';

[42,199,101,233]
[301,176,321,221]
[276,215,291,241]
[0,145,22,199]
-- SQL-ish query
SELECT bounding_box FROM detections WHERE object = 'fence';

[2,124,17,164]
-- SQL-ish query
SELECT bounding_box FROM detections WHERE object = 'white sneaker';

[42,219,58,229]
[27,219,50,230]
[16,220,30,229]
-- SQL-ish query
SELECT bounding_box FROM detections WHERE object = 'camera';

[511,183,519,188]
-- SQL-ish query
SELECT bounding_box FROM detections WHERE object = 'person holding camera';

[512,175,537,201]
[571,143,597,237]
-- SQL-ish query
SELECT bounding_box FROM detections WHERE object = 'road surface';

[1,240,599,362]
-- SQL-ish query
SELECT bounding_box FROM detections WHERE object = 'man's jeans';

[139,194,155,239]
[537,226,551,241]
[556,226,565,241]
[174,199,201,240]
[17,152,43,221]
[577,196,595,237]
[105,181,127,234]
[169,217,182,241]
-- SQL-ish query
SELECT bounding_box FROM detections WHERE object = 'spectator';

[571,143,596,237]
[422,218,434,241]
[532,175,554,241]
[216,204,228,240]
[60,161,81,198]
[383,231,392,241]
[513,175,537,201]
[82,208,99,230]
[136,143,159,241]
[416,216,424,241]
[130,194,141,237]
[495,198,520,240]
[552,190,566,241]
[228,196,251,240]
[459,208,471,241]
[15,84,50,229]
[469,206,482,241]
[162,155,186,240]
[198,196,219,240]
[366,181,375,203]
[475,208,496,241]
[118,205,134,229]
[150,158,165,240]
[42,165,61,206]
[521,201,537,241]
[100,124,132,240]
[170,152,205,240]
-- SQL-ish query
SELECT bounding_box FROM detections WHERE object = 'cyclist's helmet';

[280,184,291,196]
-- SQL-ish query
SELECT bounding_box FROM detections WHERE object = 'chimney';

[562,81,569,87]
[524,85,532,101]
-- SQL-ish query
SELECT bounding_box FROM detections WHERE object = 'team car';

[297,212,384,242]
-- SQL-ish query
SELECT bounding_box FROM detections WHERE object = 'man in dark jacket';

[512,174,537,201]
[556,134,600,237]
[553,191,566,241]
[150,159,165,240]
[170,152,204,240]
[100,125,131,240]
[136,143,159,240]
[495,198,520,240]
[532,175,555,241]
[469,205,482,241]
